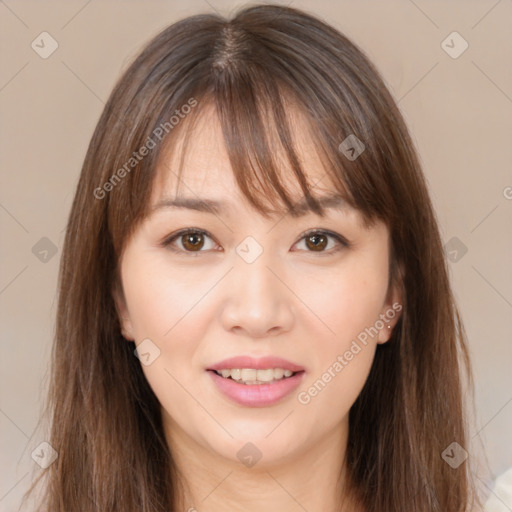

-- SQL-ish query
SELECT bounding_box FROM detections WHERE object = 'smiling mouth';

[211,368,302,385]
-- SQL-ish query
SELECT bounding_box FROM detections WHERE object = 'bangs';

[151,78,376,229]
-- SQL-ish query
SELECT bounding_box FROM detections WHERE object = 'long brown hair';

[22,4,481,511]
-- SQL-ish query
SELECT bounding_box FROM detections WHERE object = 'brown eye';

[163,229,217,255]
[293,229,349,255]
[181,232,204,251]
[305,233,328,251]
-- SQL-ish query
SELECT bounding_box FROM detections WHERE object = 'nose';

[219,253,295,339]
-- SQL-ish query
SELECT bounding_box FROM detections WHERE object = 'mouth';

[206,356,306,407]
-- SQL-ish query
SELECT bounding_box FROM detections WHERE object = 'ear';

[112,280,135,341]
[377,263,404,344]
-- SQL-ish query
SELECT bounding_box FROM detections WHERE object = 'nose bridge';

[220,240,294,336]
[237,248,276,297]
[234,241,283,306]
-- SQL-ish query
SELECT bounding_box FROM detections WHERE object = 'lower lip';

[207,370,305,407]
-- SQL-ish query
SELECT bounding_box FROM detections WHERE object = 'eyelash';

[160,228,350,257]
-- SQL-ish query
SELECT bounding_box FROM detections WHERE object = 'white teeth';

[214,368,298,385]
[254,369,274,382]
[273,368,284,379]
[240,369,257,381]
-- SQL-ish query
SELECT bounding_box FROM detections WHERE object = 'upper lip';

[207,356,305,372]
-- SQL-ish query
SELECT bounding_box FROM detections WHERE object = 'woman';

[23,4,481,511]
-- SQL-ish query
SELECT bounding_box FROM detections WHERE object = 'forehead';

[150,100,335,209]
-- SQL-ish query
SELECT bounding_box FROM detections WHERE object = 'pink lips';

[206,355,306,407]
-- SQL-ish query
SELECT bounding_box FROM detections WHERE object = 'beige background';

[1,0,511,510]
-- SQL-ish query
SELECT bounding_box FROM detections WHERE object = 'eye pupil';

[183,233,204,251]
[306,234,327,251]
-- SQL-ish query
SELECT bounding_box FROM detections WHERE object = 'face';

[115,104,402,469]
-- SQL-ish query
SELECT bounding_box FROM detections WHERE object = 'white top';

[484,467,512,511]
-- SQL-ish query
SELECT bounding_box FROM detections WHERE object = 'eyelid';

[160,227,350,255]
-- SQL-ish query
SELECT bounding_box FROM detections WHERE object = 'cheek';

[295,270,386,416]
[296,248,390,350]
[120,250,227,368]
[120,259,213,417]
[292,247,389,412]
[122,256,210,343]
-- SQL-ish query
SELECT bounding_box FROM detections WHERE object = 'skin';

[115,103,402,512]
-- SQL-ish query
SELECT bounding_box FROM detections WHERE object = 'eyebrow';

[150,193,350,218]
